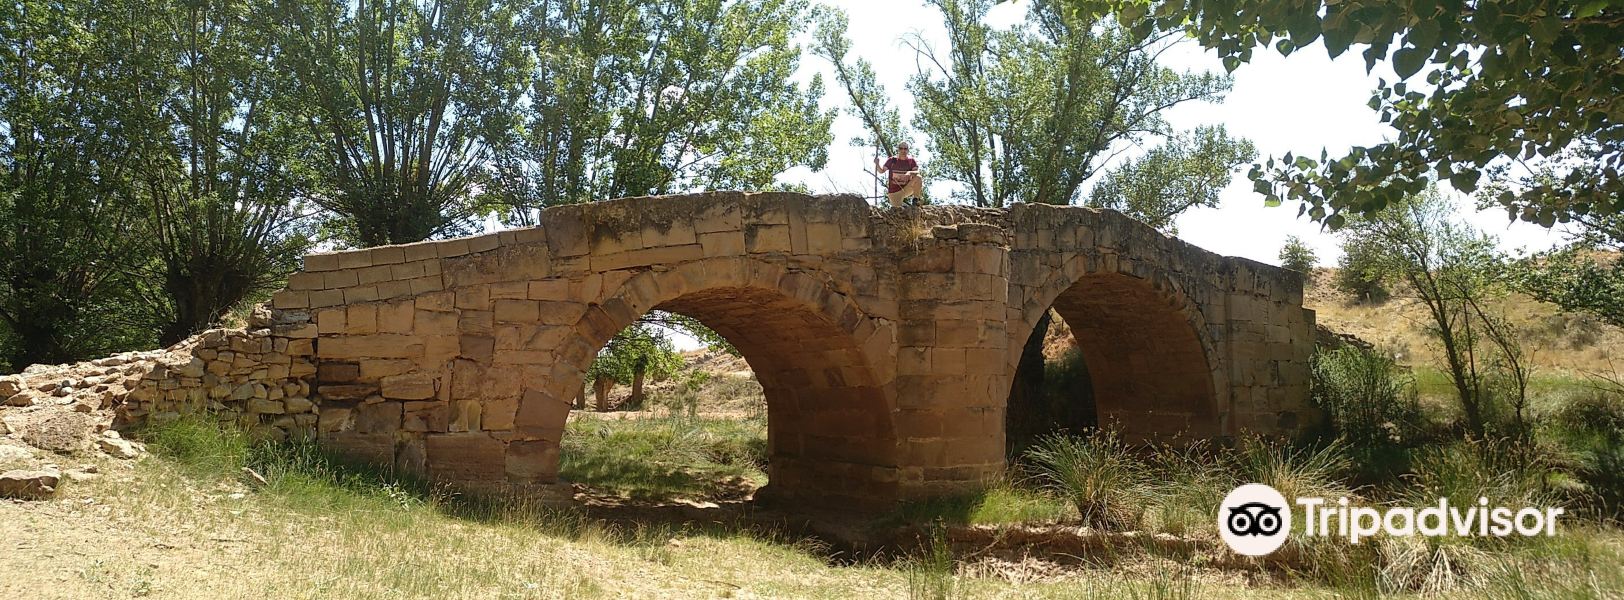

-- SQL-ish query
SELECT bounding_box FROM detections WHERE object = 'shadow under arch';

[1008,256,1223,446]
[543,257,900,508]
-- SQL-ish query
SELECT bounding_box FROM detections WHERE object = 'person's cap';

[898,142,910,149]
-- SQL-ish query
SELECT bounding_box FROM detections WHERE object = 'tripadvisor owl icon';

[1219,483,1292,556]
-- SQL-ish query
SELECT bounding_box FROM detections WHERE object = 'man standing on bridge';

[874,142,922,208]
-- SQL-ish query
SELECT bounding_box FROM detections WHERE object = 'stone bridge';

[262,192,1315,507]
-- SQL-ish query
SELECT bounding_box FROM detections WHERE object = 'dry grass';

[1305,269,1624,377]
[0,447,1302,599]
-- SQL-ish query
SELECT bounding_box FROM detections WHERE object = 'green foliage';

[1232,435,1352,502]
[0,0,160,370]
[487,0,833,220]
[900,0,1252,219]
[116,0,315,344]
[1404,438,1554,516]
[811,6,908,158]
[280,0,532,246]
[1090,125,1257,232]
[894,482,1074,526]
[903,526,957,600]
[1336,189,1527,437]
[1550,385,1624,519]
[588,324,682,383]
[1097,0,1624,229]
[1278,235,1317,275]
[1333,234,1391,304]
[1517,249,1624,328]
[1310,346,1424,448]
[1024,430,1152,530]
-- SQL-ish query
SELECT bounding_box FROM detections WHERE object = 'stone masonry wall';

[7,192,1319,509]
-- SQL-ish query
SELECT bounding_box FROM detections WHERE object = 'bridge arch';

[1007,253,1225,444]
[524,257,900,506]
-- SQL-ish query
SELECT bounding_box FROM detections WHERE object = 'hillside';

[1303,269,1623,376]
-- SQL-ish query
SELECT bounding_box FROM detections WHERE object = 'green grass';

[1412,365,1595,409]
[893,482,1075,526]
[559,414,767,501]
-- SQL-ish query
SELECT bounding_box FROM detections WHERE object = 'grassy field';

[0,417,1324,600]
[4,411,1620,599]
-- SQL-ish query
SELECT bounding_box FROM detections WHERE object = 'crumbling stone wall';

[18,191,1318,508]
[0,308,317,445]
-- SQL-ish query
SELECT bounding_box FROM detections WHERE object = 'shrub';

[1334,236,1391,303]
[1551,390,1624,520]
[1310,346,1423,448]
[1024,430,1152,530]
[1279,235,1318,275]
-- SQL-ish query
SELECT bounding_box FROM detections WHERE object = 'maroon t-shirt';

[883,157,918,193]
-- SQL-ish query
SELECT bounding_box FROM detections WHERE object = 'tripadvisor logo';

[1218,484,1566,556]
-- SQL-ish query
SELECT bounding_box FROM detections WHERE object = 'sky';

[783,0,1568,268]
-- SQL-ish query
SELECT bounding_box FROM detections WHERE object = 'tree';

[117,0,315,344]
[1333,235,1390,304]
[486,0,833,222]
[901,0,1254,217]
[587,323,683,411]
[1502,181,1624,327]
[279,0,532,246]
[1095,0,1624,229]
[1278,235,1316,275]
[1338,189,1523,436]
[811,6,908,160]
[0,0,154,370]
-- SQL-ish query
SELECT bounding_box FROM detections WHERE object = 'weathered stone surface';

[18,413,93,454]
[36,191,1313,511]
[98,435,142,459]
[0,468,60,499]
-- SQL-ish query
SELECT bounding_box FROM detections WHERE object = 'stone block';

[287,272,325,291]
[699,231,745,257]
[426,433,506,481]
[355,401,402,434]
[337,250,372,270]
[318,383,377,402]
[303,253,340,272]
[381,372,436,400]
[403,400,449,432]
[317,361,361,383]
[493,299,540,323]
[505,439,559,480]
[272,290,309,309]
[745,224,791,253]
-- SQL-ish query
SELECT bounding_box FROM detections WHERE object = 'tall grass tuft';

[1024,430,1152,530]
[903,526,957,600]
[1232,435,1353,503]
[1147,440,1234,536]
[137,414,251,476]
[1404,438,1555,519]
[1551,389,1624,520]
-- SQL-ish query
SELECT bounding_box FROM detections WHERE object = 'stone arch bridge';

[259,192,1315,507]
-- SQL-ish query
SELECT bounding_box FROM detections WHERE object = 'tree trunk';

[629,364,648,410]
[573,381,587,409]
[592,376,616,412]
